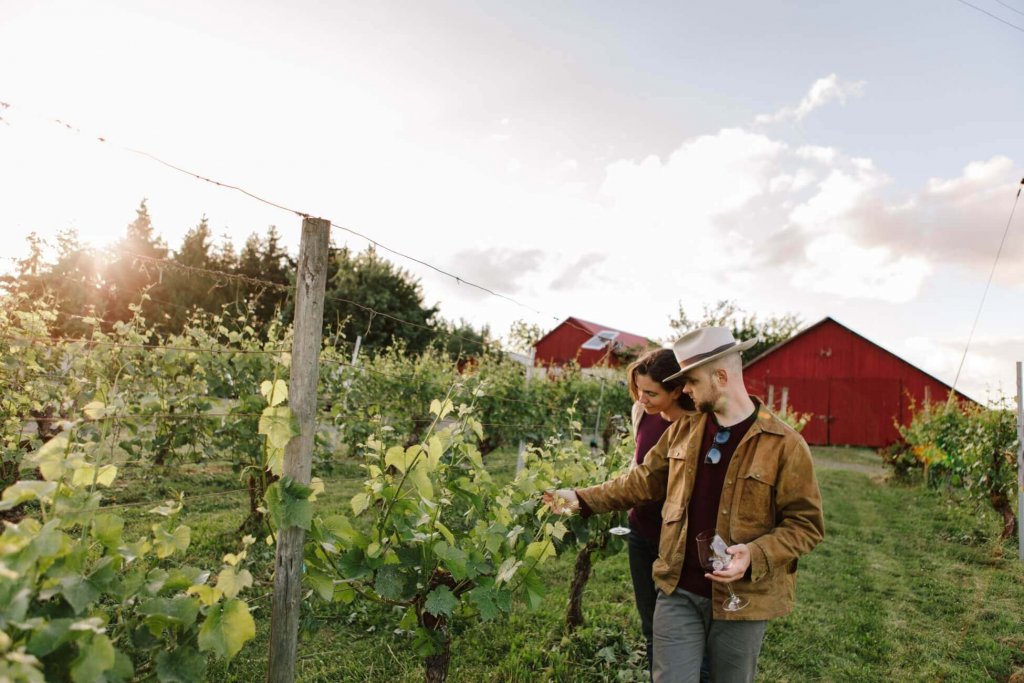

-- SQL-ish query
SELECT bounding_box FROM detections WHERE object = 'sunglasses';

[704,427,731,465]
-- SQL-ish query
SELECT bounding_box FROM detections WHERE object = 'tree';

[432,318,493,362]
[235,226,293,328]
[104,200,169,327]
[1,229,106,337]
[503,319,543,355]
[668,299,801,361]
[322,246,439,354]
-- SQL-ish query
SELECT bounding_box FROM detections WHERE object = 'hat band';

[681,341,739,367]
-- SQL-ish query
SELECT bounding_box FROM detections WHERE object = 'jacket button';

[723,509,729,515]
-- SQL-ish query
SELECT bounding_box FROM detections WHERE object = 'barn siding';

[533,317,651,368]
[744,318,969,448]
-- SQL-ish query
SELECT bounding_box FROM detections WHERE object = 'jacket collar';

[684,396,788,439]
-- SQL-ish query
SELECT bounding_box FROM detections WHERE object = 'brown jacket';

[577,400,824,620]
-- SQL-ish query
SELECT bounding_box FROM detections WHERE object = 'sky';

[1,0,1023,403]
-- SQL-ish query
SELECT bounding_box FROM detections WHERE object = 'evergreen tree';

[323,246,438,354]
[235,226,293,329]
[104,200,169,327]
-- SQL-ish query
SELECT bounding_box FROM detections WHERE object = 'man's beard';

[697,400,716,414]
[696,386,721,414]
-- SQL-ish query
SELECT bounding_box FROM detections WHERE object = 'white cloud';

[756,74,866,124]
[903,335,1023,404]
[791,233,932,303]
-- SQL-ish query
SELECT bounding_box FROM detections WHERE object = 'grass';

[111,447,1024,682]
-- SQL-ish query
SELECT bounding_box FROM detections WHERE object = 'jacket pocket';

[735,458,777,536]
[657,502,686,570]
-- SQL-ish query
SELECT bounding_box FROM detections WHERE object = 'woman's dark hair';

[627,348,694,410]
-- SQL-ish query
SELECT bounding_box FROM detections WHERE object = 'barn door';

[829,378,902,447]
[761,377,830,446]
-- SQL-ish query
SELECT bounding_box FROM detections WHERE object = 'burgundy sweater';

[627,411,671,542]
[677,408,758,598]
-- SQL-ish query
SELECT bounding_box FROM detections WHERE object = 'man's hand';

[542,489,579,515]
[705,543,750,583]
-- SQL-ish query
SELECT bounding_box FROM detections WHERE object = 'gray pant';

[652,588,767,683]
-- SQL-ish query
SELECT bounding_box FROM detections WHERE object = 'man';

[545,326,824,683]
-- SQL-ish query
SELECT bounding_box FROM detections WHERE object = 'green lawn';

[116,448,1024,682]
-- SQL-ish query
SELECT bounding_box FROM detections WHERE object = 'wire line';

[951,180,1023,393]
[953,0,1024,32]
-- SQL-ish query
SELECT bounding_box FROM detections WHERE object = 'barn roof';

[535,316,653,350]
[744,316,976,403]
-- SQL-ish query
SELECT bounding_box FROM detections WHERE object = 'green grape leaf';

[423,586,458,617]
[0,481,58,511]
[427,436,444,469]
[334,583,356,604]
[467,586,502,621]
[265,478,313,531]
[350,493,370,516]
[91,513,124,550]
[260,379,289,407]
[26,618,74,657]
[70,464,118,488]
[156,645,207,683]
[216,568,253,600]
[432,541,468,581]
[198,599,255,661]
[152,524,191,559]
[522,569,546,610]
[30,434,71,482]
[434,521,455,546]
[525,540,556,564]
[69,633,115,683]
[109,650,134,682]
[407,464,434,501]
[305,567,334,601]
[259,407,298,449]
[82,401,107,420]
[373,565,405,601]
[186,585,221,607]
[429,398,453,420]
[139,596,201,635]
[60,575,100,614]
[495,557,521,586]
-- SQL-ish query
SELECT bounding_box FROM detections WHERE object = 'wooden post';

[516,347,536,474]
[351,334,363,366]
[1016,361,1023,562]
[781,387,789,414]
[267,217,330,683]
[767,385,775,411]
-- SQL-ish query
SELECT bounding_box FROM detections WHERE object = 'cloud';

[755,74,866,124]
[903,334,1024,403]
[856,156,1024,280]
[445,247,544,294]
[550,253,606,290]
[790,233,932,303]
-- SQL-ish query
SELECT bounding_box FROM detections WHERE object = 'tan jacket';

[578,400,824,620]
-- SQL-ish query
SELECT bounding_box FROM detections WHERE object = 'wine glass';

[695,529,748,612]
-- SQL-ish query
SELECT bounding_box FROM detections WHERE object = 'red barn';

[533,317,654,368]
[743,317,975,447]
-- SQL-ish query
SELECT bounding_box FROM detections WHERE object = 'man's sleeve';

[747,436,825,583]
[576,420,676,514]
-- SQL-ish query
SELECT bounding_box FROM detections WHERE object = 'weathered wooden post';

[1016,361,1023,562]
[267,217,330,682]
[515,347,536,474]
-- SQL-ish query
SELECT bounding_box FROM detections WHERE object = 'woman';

[625,348,695,679]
